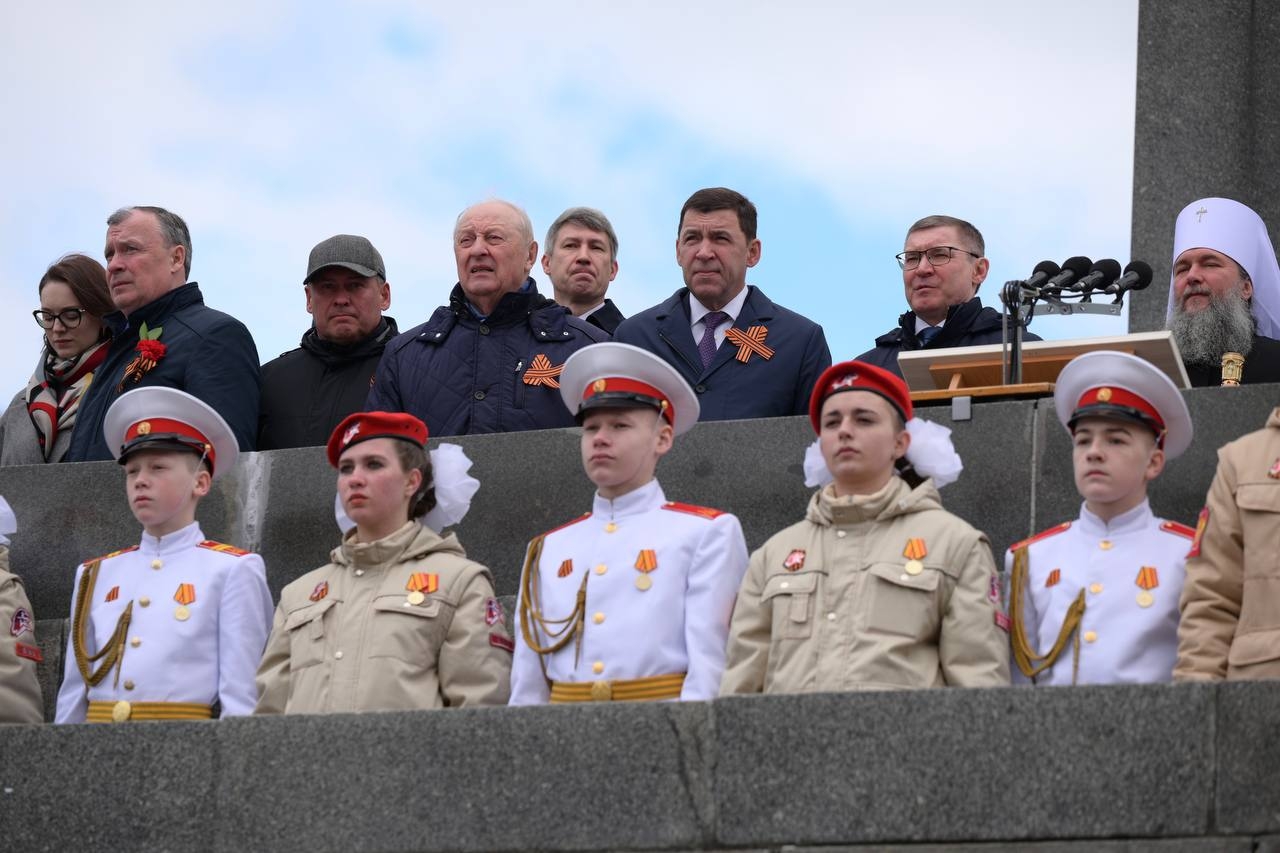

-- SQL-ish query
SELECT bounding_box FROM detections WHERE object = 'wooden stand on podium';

[897,331,1191,403]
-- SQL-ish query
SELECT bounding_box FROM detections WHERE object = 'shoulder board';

[90,545,139,563]
[661,502,726,520]
[540,513,592,539]
[1159,521,1196,540]
[198,540,252,557]
[1009,521,1072,552]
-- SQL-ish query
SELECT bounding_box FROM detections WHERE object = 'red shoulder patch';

[540,513,592,539]
[15,642,42,662]
[1159,521,1196,540]
[1009,521,1072,552]
[198,540,252,557]
[661,502,726,520]
[89,545,139,563]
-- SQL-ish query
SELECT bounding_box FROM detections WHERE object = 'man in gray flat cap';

[258,234,399,449]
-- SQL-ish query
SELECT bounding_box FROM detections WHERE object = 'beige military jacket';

[256,521,512,714]
[721,477,1010,694]
[0,546,43,724]
[1176,407,1280,681]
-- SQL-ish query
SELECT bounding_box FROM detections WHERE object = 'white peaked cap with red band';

[104,387,239,480]
[559,342,700,436]
[1054,350,1193,460]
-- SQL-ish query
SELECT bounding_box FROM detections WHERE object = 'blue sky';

[0,1,1139,399]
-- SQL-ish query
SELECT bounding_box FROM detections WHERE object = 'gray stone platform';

[3,682,1278,852]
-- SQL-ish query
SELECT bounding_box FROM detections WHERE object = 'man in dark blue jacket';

[857,214,1040,377]
[366,200,607,435]
[613,188,830,421]
[67,206,261,462]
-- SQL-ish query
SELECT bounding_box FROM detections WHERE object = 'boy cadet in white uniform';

[510,342,749,704]
[55,387,273,723]
[1008,351,1195,685]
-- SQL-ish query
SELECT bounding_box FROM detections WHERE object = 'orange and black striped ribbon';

[174,584,196,606]
[522,354,563,388]
[406,573,439,593]
[725,326,775,362]
[1046,568,1061,588]
[105,586,119,603]
[634,549,658,573]
[1135,566,1159,590]
[557,560,573,578]
[903,538,928,560]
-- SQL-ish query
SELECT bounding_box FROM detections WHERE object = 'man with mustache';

[613,187,831,420]
[858,215,1040,378]
[258,235,399,449]
[366,199,607,435]
[1164,197,1280,386]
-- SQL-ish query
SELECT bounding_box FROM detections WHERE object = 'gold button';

[111,701,132,722]
[604,522,618,533]
[593,612,605,625]
[124,680,135,690]
[151,559,162,570]
[130,637,141,648]
[590,680,612,701]
[334,651,344,660]
[592,661,604,674]
[1089,583,1103,595]
[1084,631,1098,643]
[139,597,151,607]
[594,564,607,576]
[1099,540,1113,551]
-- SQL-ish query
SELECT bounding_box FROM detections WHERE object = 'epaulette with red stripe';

[1159,520,1195,539]
[1008,521,1072,552]
[198,540,252,557]
[540,513,592,539]
[87,545,139,564]
[661,502,726,520]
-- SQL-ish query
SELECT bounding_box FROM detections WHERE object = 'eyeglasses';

[896,246,981,270]
[33,308,90,329]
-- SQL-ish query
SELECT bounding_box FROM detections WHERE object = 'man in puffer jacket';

[366,200,608,435]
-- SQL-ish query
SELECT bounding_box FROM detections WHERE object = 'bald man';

[366,199,608,435]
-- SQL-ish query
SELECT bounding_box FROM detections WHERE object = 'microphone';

[1041,256,1093,294]
[1069,258,1122,295]
[1103,260,1154,295]
[1022,260,1060,289]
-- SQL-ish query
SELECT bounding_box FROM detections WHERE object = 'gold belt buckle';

[590,680,612,701]
[111,700,132,722]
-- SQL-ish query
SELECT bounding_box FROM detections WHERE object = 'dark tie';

[698,311,728,369]
[917,325,941,346]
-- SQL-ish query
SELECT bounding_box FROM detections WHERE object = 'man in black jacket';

[542,206,624,334]
[858,215,1039,377]
[258,235,398,449]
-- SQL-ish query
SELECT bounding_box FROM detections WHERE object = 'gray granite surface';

[1214,682,1280,835]
[713,685,1216,847]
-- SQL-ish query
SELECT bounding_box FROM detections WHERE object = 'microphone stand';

[1000,279,1125,385]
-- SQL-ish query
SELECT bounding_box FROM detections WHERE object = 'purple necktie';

[698,311,728,369]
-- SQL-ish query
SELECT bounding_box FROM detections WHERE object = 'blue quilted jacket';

[365,279,608,436]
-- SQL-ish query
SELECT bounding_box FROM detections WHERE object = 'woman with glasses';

[0,254,114,465]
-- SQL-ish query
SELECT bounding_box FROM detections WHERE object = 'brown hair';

[393,441,437,520]
[679,187,758,241]
[39,253,114,318]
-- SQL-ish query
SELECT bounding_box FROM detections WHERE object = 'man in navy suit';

[614,188,830,421]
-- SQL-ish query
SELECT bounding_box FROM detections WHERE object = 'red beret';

[808,360,913,433]
[327,411,429,467]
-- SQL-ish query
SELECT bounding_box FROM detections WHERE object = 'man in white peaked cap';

[1165,197,1280,386]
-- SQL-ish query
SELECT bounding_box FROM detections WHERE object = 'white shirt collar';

[690,285,750,328]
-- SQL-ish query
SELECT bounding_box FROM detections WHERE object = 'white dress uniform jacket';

[510,479,748,703]
[54,522,274,722]
[1008,500,1193,685]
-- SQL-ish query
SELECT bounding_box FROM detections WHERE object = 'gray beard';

[1168,292,1256,366]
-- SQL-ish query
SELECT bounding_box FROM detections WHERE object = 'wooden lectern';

[897,331,1191,403]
